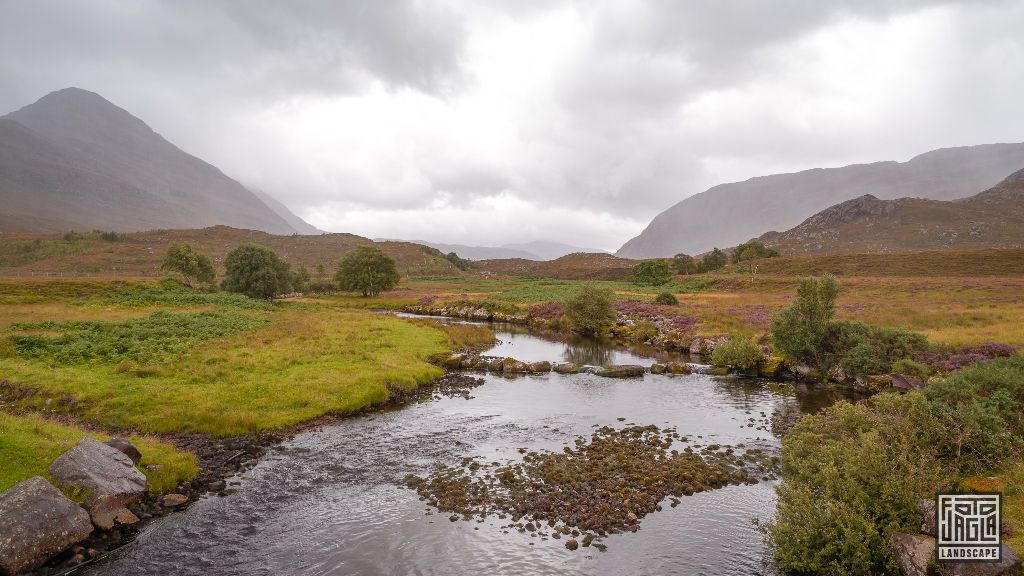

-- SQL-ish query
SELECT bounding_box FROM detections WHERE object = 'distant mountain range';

[386,239,607,261]
[617,143,1024,258]
[756,167,1024,254]
[0,87,318,235]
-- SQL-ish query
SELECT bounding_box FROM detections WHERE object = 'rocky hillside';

[0,87,316,235]
[756,168,1024,254]
[477,252,640,280]
[617,143,1024,258]
[0,226,461,277]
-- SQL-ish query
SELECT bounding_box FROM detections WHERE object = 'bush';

[698,248,727,272]
[766,358,1024,574]
[631,260,673,286]
[731,241,779,262]
[445,252,472,271]
[161,244,216,288]
[824,321,929,378]
[891,358,931,379]
[652,291,678,305]
[564,285,616,336]
[221,244,292,300]
[631,320,659,343]
[335,246,400,297]
[711,337,762,372]
[671,253,698,275]
[770,275,839,371]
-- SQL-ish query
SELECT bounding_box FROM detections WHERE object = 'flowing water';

[85,322,848,576]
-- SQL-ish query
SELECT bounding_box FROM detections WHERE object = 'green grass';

[1,305,488,436]
[7,310,268,364]
[0,412,197,494]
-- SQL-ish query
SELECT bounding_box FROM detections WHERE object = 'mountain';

[617,143,1024,258]
[0,87,315,234]
[755,168,1024,254]
[500,241,607,261]
[250,188,324,235]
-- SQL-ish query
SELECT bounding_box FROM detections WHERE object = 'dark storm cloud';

[1,0,1023,247]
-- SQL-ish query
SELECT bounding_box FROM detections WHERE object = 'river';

[85,321,847,576]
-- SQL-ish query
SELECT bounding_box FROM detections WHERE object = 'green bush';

[770,275,839,370]
[697,248,728,273]
[731,241,779,262]
[564,285,616,336]
[631,320,659,343]
[891,358,930,379]
[652,291,678,305]
[766,358,1024,574]
[825,321,929,378]
[335,246,400,297]
[711,337,762,372]
[631,260,673,286]
[221,244,292,300]
[444,252,472,271]
[161,244,216,288]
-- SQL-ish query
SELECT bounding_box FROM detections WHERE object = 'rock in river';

[49,437,148,529]
[595,365,645,378]
[0,476,93,575]
[553,362,580,374]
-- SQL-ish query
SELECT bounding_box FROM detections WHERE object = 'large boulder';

[501,358,528,373]
[527,361,552,373]
[49,437,148,528]
[0,476,93,575]
[666,362,692,375]
[553,362,580,374]
[596,365,645,378]
[891,533,935,576]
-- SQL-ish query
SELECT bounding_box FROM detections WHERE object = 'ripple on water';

[86,329,830,576]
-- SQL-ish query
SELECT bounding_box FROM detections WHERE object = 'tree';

[292,263,311,292]
[335,246,400,297]
[698,248,728,272]
[732,241,779,263]
[221,243,292,300]
[315,262,327,281]
[445,252,472,271]
[770,275,839,370]
[564,285,616,336]
[631,260,673,285]
[161,243,216,288]
[671,253,698,275]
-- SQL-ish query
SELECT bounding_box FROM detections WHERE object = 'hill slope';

[0,226,461,277]
[617,143,1024,258]
[756,168,1024,254]
[0,87,314,235]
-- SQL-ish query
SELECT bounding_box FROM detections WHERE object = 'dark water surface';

[86,324,845,576]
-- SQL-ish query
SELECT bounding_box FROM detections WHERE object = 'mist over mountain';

[388,239,607,261]
[0,87,316,235]
[617,143,1024,258]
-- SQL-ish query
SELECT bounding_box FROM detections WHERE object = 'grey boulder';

[596,365,645,378]
[49,437,148,528]
[0,476,93,575]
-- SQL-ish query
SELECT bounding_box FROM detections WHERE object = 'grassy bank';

[0,278,492,494]
[0,412,197,494]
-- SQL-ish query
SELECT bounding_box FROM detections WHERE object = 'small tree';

[335,246,400,297]
[315,263,327,281]
[632,260,673,286]
[564,285,616,336]
[653,291,679,305]
[221,243,292,300]
[161,243,216,288]
[732,241,779,263]
[292,263,311,292]
[672,253,698,275]
[445,252,472,271]
[770,275,839,370]
[698,248,728,272]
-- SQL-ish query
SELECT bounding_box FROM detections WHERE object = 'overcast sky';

[2,0,1023,250]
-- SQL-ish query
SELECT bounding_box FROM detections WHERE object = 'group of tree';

[161,242,400,300]
[667,241,777,276]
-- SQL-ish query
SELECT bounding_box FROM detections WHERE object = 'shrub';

[770,275,839,371]
[824,321,928,378]
[292,264,310,292]
[335,246,400,297]
[731,241,779,262]
[564,285,616,336]
[444,252,472,271]
[221,244,292,300]
[631,320,659,343]
[697,248,727,272]
[711,337,762,372]
[652,291,678,305]
[161,244,216,288]
[631,260,673,286]
[891,358,931,379]
[671,253,698,275]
